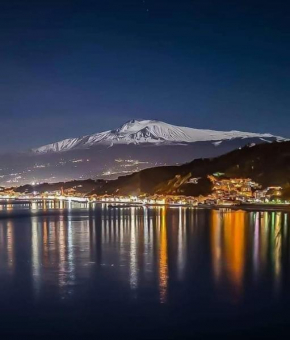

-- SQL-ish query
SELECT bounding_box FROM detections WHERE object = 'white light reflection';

[177,207,186,280]
[31,217,41,296]
[7,221,14,271]
[143,207,153,279]
[130,208,138,290]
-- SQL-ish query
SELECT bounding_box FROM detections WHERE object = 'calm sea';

[0,201,289,338]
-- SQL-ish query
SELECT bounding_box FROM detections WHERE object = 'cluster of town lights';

[0,175,287,207]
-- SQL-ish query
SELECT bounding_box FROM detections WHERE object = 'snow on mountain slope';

[32,119,284,154]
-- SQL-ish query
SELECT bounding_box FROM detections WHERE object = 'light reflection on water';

[210,210,287,299]
[0,204,288,301]
[0,202,290,337]
[211,211,246,297]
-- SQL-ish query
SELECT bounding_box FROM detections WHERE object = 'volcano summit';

[33,119,279,153]
[0,119,285,186]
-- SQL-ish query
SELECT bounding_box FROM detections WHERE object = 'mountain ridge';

[32,119,282,154]
[0,119,286,186]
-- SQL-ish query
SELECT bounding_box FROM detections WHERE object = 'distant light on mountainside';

[0,119,286,186]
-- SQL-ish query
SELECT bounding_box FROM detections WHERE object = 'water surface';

[0,202,289,338]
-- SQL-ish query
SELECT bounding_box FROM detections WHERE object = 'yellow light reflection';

[273,212,282,292]
[210,210,222,282]
[223,211,245,293]
[159,207,168,303]
[211,210,246,297]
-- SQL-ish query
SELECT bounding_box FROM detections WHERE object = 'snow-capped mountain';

[32,119,280,154]
[0,119,285,186]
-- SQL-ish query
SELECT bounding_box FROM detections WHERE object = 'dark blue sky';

[0,0,289,151]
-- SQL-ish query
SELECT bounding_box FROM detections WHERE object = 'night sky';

[0,0,289,151]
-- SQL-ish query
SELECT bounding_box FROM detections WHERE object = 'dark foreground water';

[0,201,290,338]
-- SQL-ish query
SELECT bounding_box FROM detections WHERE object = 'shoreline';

[1,198,290,212]
[93,201,290,212]
[200,203,290,212]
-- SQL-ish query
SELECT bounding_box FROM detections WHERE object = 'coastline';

[1,197,290,212]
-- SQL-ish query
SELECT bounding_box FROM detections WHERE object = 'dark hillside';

[89,141,290,197]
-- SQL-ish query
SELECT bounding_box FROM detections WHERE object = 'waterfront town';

[0,174,285,207]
